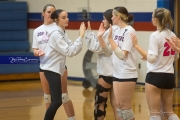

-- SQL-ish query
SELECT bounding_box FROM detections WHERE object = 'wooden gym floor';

[0,80,180,120]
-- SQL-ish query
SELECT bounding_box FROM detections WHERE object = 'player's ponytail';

[154,8,174,31]
[113,6,134,24]
[127,13,134,23]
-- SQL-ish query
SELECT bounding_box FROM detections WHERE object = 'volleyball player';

[131,8,180,120]
[99,6,138,120]
[32,4,78,120]
[84,9,120,120]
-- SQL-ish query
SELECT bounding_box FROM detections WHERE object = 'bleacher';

[0,1,39,81]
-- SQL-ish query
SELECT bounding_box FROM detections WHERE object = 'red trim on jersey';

[28,21,156,31]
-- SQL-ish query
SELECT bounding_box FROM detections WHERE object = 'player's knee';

[62,93,70,104]
[68,116,76,120]
[117,108,134,120]
[150,115,161,120]
[168,114,179,120]
[44,94,51,103]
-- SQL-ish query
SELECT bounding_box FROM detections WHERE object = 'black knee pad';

[95,95,108,104]
[94,84,110,119]
[96,83,111,93]
[94,105,106,119]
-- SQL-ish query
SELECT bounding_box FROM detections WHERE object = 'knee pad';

[68,116,76,120]
[168,114,180,120]
[117,108,123,118]
[62,93,70,104]
[150,115,161,120]
[44,94,51,103]
[122,109,134,120]
[96,83,111,93]
[94,105,106,119]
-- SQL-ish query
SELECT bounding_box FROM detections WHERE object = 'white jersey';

[85,25,119,76]
[147,29,176,73]
[32,22,58,66]
[113,25,138,79]
[40,26,83,75]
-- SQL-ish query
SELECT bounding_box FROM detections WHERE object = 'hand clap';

[79,22,86,38]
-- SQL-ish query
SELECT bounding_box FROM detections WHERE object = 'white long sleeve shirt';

[40,26,83,75]
[85,25,119,76]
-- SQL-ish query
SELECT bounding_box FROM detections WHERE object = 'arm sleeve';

[147,54,157,63]
[49,32,83,57]
[114,47,125,60]
[85,30,104,54]
[66,34,74,46]
[32,30,38,49]
[102,45,112,57]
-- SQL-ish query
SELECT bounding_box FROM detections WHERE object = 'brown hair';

[113,6,134,23]
[42,4,55,22]
[154,8,174,30]
[51,9,65,20]
[103,9,113,26]
[43,4,55,12]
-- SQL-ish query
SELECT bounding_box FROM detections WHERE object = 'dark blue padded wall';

[0,2,26,11]
[0,1,28,51]
[0,31,28,41]
[0,1,39,75]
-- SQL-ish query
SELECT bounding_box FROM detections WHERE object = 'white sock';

[150,115,161,120]
[68,116,76,120]
[168,114,180,120]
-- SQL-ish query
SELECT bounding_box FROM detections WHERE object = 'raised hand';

[87,21,91,30]
[130,33,138,47]
[79,22,86,38]
[97,22,106,37]
[166,37,176,51]
[171,36,180,48]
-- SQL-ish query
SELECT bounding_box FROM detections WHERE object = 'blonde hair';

[113,9,128,22]
[154,8,174,31]
[113,6,134,23]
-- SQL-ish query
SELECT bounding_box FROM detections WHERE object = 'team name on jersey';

[114,35,124,42]
[37,31,47,37]
[37,31,49,45]
[113,29,128,42]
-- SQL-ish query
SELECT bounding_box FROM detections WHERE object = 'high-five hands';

[165,37,179,52]
[97,22,106,37]
[79,22,86,38]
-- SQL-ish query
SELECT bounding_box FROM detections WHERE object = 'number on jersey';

[163,42,175,56]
